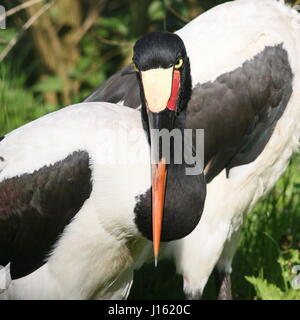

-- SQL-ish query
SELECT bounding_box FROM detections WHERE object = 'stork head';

[133,31,191,116]
[133,32,193,262]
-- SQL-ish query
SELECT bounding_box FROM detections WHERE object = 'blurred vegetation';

[0,0,299,300]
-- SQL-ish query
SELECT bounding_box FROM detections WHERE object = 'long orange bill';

[152,158,167,267]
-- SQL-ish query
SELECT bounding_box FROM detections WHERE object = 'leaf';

[245,276,283,300]
[282,289,300,300]
[148,1,166,21]
[99,17,129,36]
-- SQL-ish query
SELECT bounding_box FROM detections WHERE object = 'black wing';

[85,44,293,182]
[0,150,92,279]
[187,44,292,181]
[84,64,141,109]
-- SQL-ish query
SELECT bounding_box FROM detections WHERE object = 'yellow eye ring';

[174,58,184,69]
[133,63,139,72]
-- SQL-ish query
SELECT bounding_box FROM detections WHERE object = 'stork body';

[0,103,150,299]
[0,33,206,299]
[170,0,300,299]
[85,0,300,299]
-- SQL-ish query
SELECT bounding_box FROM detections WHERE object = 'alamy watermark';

[150,128,204,175]
[0,5,6,29]
[95,121,204,175]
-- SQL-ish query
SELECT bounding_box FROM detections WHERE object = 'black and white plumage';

[85,0,300,299]
[0,33,206,299]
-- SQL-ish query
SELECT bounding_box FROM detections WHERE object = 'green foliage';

[148,1,166,21]
[231,154,300,300]
[33,76,63,93]
[246,250,300,300]
[0,64,59,136]
[0,28,18,43]
[246,276,286,300]
[245,276,300,300]
[99,17,130,36]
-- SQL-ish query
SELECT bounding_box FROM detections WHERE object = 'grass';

[232,153,300,300]
[0,64,59,136]
[0,66,299,300]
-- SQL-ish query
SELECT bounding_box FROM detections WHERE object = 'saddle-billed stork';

[0,32,206,299]
[85,0,300,299]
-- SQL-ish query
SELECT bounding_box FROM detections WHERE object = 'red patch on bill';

[166,70,180,111]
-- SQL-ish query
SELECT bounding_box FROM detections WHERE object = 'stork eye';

[174,58,184,69]
[133,63,139,72]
